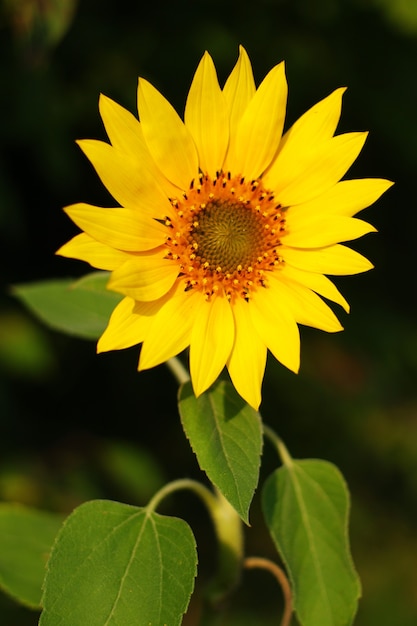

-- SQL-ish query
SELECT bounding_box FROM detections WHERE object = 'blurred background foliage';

[0,0,416,624]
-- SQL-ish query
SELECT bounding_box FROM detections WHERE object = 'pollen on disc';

[164,172,286,302]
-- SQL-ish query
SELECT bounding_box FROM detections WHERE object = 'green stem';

[166,356,190,385]
[263,423,293,467]
[147,478,216,513]
[244,557,293,626]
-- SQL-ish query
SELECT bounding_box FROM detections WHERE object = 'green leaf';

[39,499,197,626]
[262,459,361,626]
[178,380,262,524]
[13,272,122,340]
[0,504,64,609]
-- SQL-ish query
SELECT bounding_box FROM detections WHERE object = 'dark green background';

[1,0,416,624]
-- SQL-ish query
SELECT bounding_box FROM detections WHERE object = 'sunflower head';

[57,46,393,409]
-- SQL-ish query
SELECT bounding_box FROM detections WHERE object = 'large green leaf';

[178,380,262,524]
[13,272,122,340]
[262,459,361,626]
[39,499,197,626]
[0,504,64,608]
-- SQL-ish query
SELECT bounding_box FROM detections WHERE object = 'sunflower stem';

[147,477,216,513]
[166,356,190,385]
[263,423,293,467]
[244,557,293,626]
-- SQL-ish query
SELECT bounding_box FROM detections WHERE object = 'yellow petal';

[288,178,394,221]
[227,297,266,410]
[56,233,130,270]
[190,295,234,397]
[184,51,229,176]
[64,203,167,251]
[282,244,374,275]
[138,78,199,189]
[273,87,346,159]
[249,282,300,373]
[223,46,256,133]
[266,132,368,206]
[284,214,376,248]
[77,140,172,217]
[139,287,200,370]
[223,46,256,171]
[280,264,350,312]
[228,61,287,179]
[271,274,343,332]
[99,94,144,158]
[99,94,181,199]
[108,256,179,301]
[97,296,163,352]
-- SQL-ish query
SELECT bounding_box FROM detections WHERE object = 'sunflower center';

[191,199,265,273]
[164,172,287,302]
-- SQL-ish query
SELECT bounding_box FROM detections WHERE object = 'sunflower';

[58,46,392,409]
